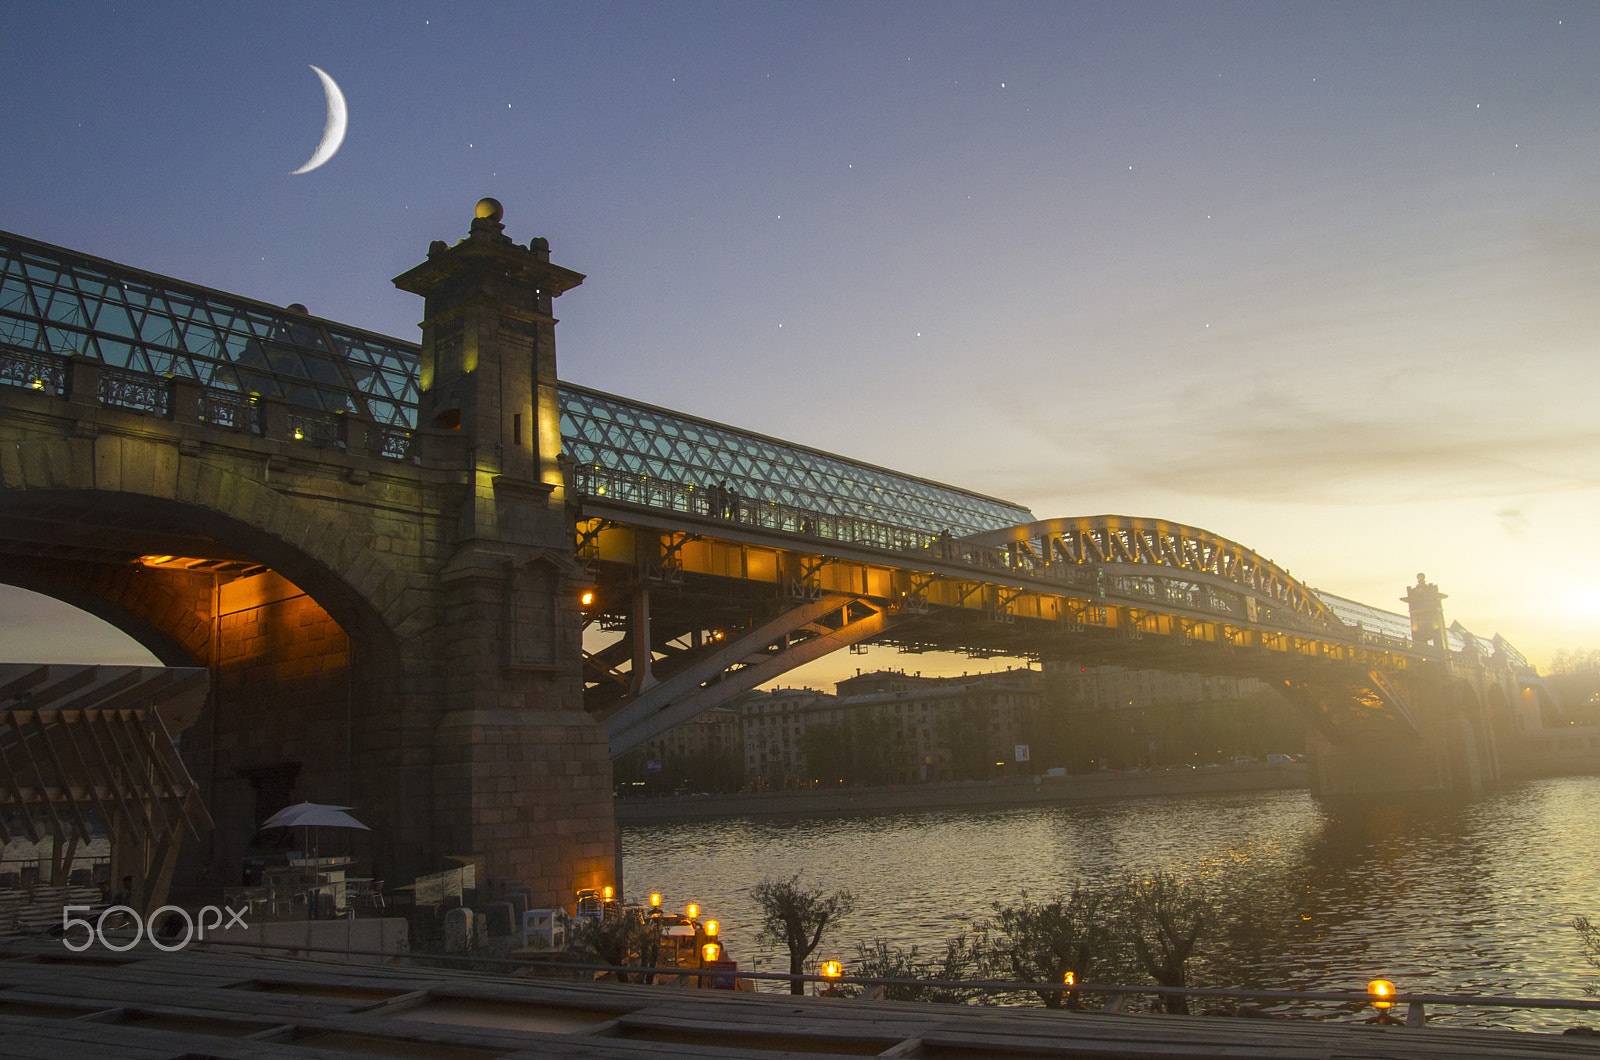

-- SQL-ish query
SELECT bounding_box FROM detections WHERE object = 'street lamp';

[1366,978,1409,1023]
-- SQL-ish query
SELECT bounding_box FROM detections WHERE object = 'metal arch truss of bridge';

[0,225,1529,796]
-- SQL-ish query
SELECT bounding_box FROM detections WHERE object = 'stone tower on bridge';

[392,199,614,903]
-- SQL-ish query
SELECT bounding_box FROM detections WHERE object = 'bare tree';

[1574,915,1600,995]
[1115,872,1214,1014]
[852,933,983,1004]
[980,887,1108,1008]
[567,912,661,984]
[751,874,856,995]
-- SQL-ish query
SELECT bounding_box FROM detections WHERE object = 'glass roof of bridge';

[558,384,1032,535]
[1314,591,1413,642]
[0,232,418,427]
[0,230,1033,536]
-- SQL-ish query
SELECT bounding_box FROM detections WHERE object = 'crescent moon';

[291,65,347,175]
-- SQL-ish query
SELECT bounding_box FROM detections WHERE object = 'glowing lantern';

[1367,979,1396,1011]
[648,893,662,908]
[1063,970,1075,986]
[820,960,843,980]
[703,919,719,937]
[686,903,699,919]
[701,941,722,962]
[601,885,614,900]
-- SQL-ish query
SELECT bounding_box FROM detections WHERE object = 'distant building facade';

[636,704,741,765]
[634,664,1281,792]
[1046,664,1267,711]
[741,686,832,789]
[742,668,1042,788]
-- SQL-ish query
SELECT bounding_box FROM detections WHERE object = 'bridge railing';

[0,347,67,396]
[98,362,169,416]
[0,346,415,461]
[570,464,1358,636]
[572,463,941,553]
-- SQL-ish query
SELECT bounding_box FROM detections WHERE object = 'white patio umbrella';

[261,802,369,859]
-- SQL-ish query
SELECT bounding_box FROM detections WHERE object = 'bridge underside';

[575,511,1495,789]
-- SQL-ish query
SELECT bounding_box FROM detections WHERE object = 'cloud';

[1497,507,1529,539]
[1115,419,1600,505]
[987,361,1600,507]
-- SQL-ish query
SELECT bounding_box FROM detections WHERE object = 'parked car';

[1266,753,1297,765]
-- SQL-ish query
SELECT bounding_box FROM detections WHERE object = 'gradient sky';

[1,2,1597,682]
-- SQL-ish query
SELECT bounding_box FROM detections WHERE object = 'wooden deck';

[0,942,1596,1059]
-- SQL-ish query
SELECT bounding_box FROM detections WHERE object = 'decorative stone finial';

[475,197,504,223]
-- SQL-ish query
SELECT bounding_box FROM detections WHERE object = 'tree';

[799,721,852,786]
[851,934,983,1003]
[797,714,897,786]
[1114,873,1214,1014]
[980,887,1108,1008]
[1573,915,1600,995]
[751,874,856,995]
[936,702,995,779]
[567,912,662,984]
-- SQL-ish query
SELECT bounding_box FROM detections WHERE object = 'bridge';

[0,201,1532,907]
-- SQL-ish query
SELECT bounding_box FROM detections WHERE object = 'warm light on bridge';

[1367,979,1396,1010]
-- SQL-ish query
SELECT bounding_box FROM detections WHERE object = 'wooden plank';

[917,1027,1331,1058]
[55,711,138,845]
[11,713,70,846]
[96,710,170,845]
[0,716,43,842]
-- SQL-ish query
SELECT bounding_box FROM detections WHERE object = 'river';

[620,775,1600,1031]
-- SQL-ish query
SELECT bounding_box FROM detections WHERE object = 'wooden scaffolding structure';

[0,664,212,917]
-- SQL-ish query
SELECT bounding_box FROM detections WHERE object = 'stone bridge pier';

[0,202,616,909]
[1293,575,1513,796]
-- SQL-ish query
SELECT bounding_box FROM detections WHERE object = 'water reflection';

[622,776,1600,1030]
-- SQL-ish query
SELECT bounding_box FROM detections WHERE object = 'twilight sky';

[1,2,1597,681]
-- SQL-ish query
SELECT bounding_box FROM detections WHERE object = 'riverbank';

[615,763,1309,820]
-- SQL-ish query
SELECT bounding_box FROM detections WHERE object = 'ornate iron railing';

[200,389,257,432]
[285,408,342,448]
[0,347,65,396]
[97,363,168,416]
[0,346,411,460]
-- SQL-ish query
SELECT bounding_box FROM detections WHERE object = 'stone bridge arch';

[0,434,433,881]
